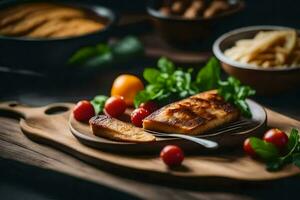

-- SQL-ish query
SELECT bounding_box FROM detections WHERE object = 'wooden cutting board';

[0,101,300,182]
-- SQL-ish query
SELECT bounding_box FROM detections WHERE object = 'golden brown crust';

[89,115,156,143]
[143,90,240,135]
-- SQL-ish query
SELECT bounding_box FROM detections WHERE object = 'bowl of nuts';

[147,0,245,44]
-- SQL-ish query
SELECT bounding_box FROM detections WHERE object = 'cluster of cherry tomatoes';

[161,129,290,167]
[104,96,159,127]
[73,74,159,127]
[243,128,289,157]
[72,74,186,167]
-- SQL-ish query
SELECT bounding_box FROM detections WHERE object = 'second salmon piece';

[90,115,156,143]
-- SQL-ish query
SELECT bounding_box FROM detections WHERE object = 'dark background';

[1,0,300,199]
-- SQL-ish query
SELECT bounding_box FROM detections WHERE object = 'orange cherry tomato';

[111,74,144,106]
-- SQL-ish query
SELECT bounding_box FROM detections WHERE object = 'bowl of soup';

[0,0,117,71]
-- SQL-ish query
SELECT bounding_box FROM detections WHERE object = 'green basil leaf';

[235,99,252,118]
[196,57,221,91]
[250,137,279,161]
[158,57,175,74]
[134,90,152,108]
[143,68,160,84]
[218,76,255,118]
[145,84,159,92]
[134,57,197,106]
[287,128,300,151]
[93,95,109,103]
[266,159,284,171]
[91,95,108,114]
[292,153,300,167]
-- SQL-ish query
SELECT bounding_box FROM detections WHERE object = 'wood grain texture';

[0,101,300,183]
[2,117,253,200]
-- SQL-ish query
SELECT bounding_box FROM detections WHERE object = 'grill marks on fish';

[143,90,240,135]
[166,104,207,128]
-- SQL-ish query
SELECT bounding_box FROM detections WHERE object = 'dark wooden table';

[2,1,300,198]
[1,11,300,197]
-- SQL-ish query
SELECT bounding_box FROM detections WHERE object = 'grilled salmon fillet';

[89,115,156,143]
[143,90,240,135]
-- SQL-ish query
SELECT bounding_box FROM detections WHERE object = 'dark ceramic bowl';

[146,0,245,44]
[0,0,117,71]
[213,25,300,95]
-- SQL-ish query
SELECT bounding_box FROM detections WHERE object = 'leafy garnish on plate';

[91,95,108,114]
[195,57,221,91]
[134,58,199,108]
[218,77,256,118]
[134,57,256,117]
[250,128,300,171]
[249,137,279,161]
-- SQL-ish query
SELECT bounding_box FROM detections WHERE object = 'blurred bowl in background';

[146,0,245,45]
[0,0,117,72]
[213,25,300,95]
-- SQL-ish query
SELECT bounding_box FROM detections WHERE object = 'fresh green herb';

[143,68,161,84]
[68,36,144,67]
[292,153,300,168]
[90,95,108,114]
[218,77,256,118]
[195,57,221,91]
[249,137,279,161]
[250,128,300,171]
[157,57,175,74]
[133,57,199,108]
[134,57,255,117]
[287,128,300,151]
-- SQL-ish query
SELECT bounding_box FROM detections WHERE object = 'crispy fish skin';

[89,115,156,143]
[143,90,240,135]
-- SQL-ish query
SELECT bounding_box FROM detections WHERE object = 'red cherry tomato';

[160,145,184,167]
[73,100,95,122]
[104,96,126,118]
[243,138,256,157]
[263,128,288,149]
[131,108,150,127]
[139,101,159,113]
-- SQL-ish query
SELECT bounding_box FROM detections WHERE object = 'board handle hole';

[45,106,69,115]
[9,103,18,107]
